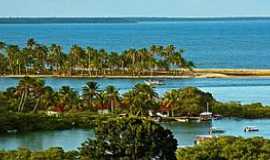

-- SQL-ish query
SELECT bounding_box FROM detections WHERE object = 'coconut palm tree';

[48,44,65,73]
[15,77,44,112]
[31,78,46,112]
[6,45,21,75]
[32,44,48,74]
[58,86,79,111]
[68,45,85,75]
[123,83,158,116]
[162,89,180,117]
[0,53,8,75]
[85,47,96,76]
[26,38,37,49]
[82,81,100,111]
[103,85,120,112]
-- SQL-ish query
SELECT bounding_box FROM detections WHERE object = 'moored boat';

[144,80,164,85]
[209,127,225,134]
[244,126,259,132]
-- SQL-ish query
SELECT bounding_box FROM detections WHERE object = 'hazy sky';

[1,0,270,17]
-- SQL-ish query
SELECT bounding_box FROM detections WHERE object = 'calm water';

[1,77,270,104]
[1,119,270,150]
[0,19,270,68]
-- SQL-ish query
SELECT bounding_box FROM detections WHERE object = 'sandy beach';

[1,69,270,79]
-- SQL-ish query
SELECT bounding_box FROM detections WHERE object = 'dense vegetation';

[0,147,79,160]
[1,77,270,120]
[0,39,194,76]
[177,136,270,160]
[0,117,177,160]
[80,117,177,160]
[0,112,116,134]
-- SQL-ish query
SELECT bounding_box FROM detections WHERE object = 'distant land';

[0,17,270,24]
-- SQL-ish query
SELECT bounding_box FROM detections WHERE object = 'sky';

[0,0,270,17]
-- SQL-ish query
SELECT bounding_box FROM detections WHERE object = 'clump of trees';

[177,136,270,160]
[80,117,178,160]
[161,87,215,117]
[0,39,194,76]
[0,112,116,134]
[213,102,270,118]
[0,147,79,160]
[1,77,270,119]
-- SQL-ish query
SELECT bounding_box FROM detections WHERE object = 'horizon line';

[1,16,270,19]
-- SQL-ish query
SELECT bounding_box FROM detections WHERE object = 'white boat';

[144,80,164,85]
[244,126,259,132]
[209,127,225,134]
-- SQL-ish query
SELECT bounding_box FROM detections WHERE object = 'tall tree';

[103,85,120,112]
[80,117,177,160]
[82,81,100,111]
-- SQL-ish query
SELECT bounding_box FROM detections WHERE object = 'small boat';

[152,116,162,122]
[7,129,18,134]
[213,114,223,120]
[244,126,259,132]
[144,80,164,86]
[209,127,225,134]
[175,118,189,122]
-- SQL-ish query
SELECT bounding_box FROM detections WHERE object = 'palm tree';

[38,86,55,111]
[26,38,36,49]
[82,81,100,111]
[0,53,8,75]
[15,77,44,112]
[162,89,180,117]
[103,85,120,112]
[48,44,65,73]
[32,44,48,74]
[31,78,46,112]
[58,86,79,111]
[6,45,21,75]
[85,47,96,76]
[68,45,85,75]
[125,49,138,75]
[123,83,158,116]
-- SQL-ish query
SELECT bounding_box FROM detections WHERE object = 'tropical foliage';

[0,147,79,160]
[80,117,177,160]
[0,39,194,76]
[1,77,270,119]
[177,136,270,160]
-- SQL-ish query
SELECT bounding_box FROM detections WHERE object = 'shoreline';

[1,68,270,79]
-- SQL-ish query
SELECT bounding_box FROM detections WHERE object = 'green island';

[1,77,270,159]
[0,39,194,77]
[2,39,270,79]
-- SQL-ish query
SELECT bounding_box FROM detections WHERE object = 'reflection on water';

[1,118,270,150]
[0,129,94,151]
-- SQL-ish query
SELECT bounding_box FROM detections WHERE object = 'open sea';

[0,18,270,68]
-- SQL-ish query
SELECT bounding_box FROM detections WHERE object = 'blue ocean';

[0,18,270,68]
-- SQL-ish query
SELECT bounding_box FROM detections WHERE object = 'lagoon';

[1,118,270,150]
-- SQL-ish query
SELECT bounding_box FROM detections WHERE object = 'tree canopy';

[177,136,270,160]
[80,117,178,160]
[0,39,194,76]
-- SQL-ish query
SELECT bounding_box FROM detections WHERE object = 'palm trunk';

[88,54,91,76]
[20,91,28,112]
[110,100,114,112]
[32,98,40,113]
[18,91,25,112]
